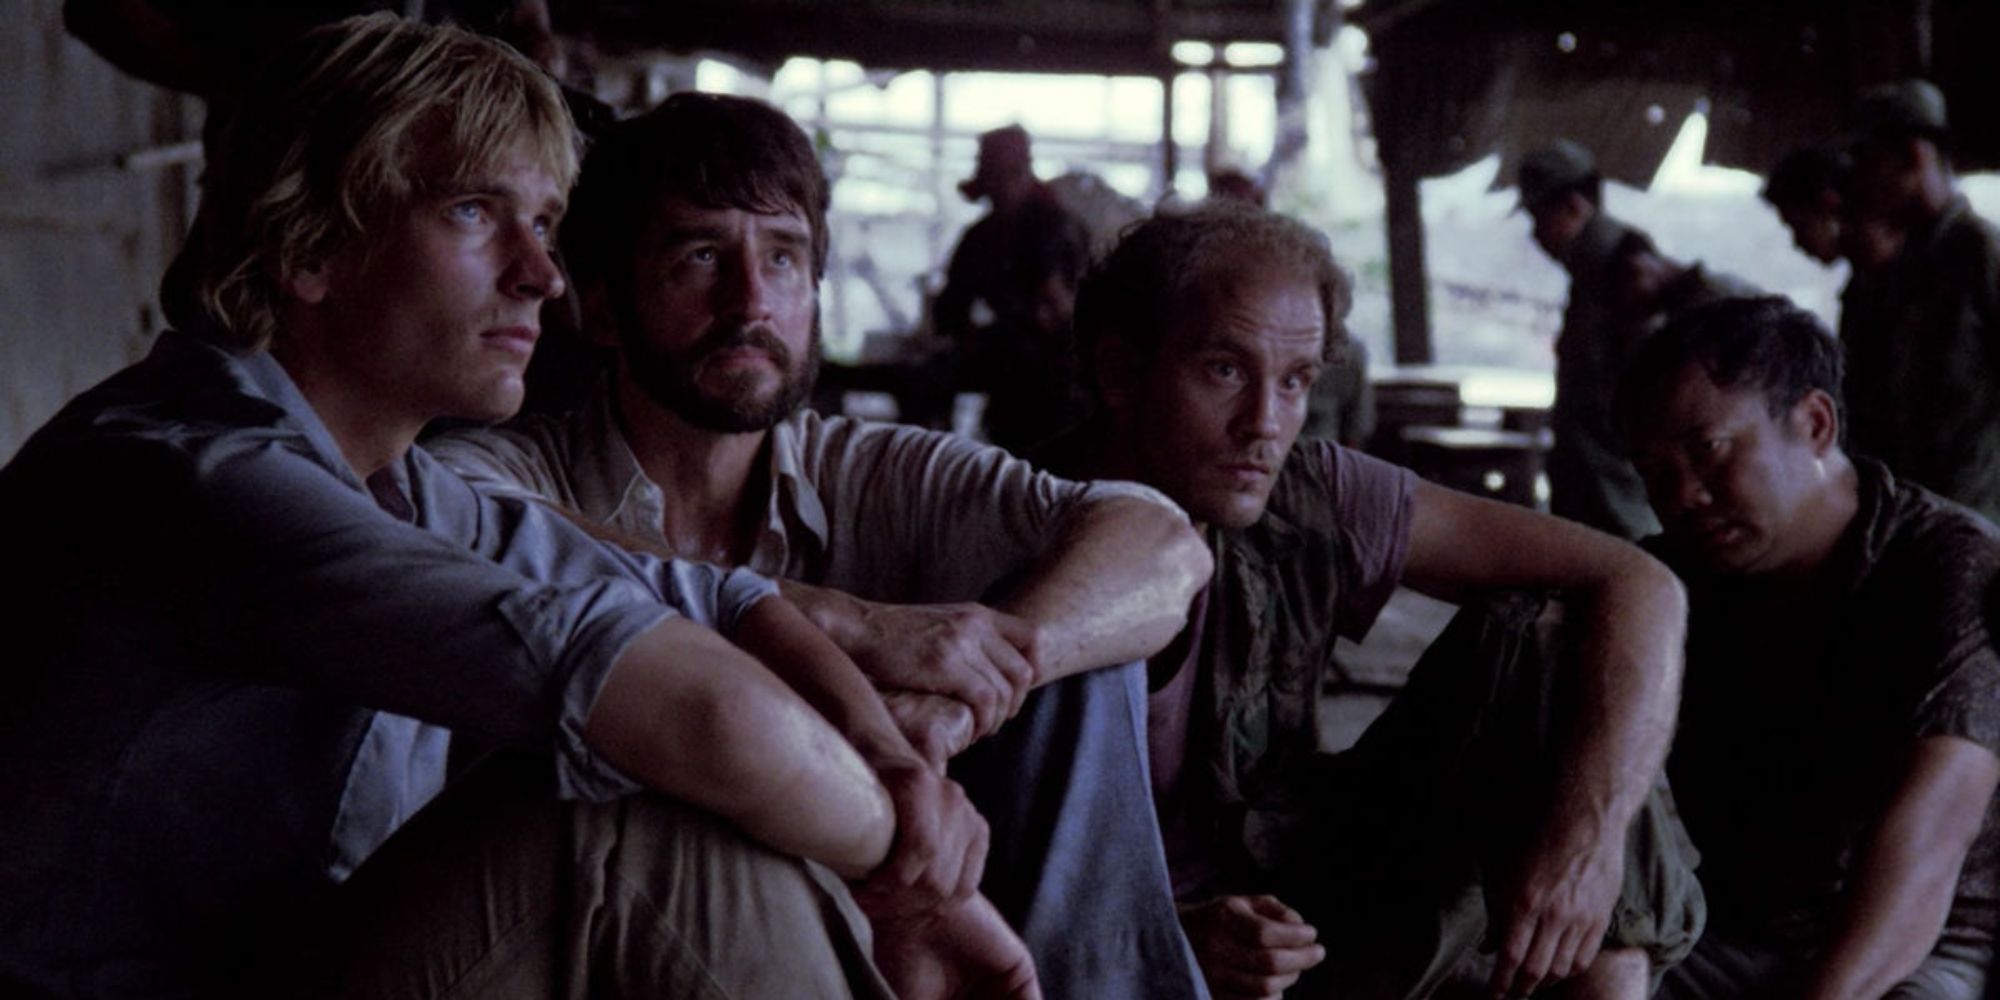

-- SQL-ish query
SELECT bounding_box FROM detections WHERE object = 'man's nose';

[717,251,774,322]
[1234,382,1286,441]
[507,223,565,301]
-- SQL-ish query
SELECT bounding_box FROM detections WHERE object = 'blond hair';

[170,13,578,350]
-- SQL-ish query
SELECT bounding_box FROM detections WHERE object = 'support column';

[1384,157,1432,365]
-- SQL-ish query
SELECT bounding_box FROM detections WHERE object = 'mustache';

[688,324,793,368]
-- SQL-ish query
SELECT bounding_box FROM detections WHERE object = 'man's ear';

[1792,388,1840,453]
[284,259,332,306]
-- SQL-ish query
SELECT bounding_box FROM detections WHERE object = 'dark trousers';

[1228,593,1707,999]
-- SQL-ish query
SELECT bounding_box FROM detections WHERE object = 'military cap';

[1517,139,1598,212]
[1850,78,1949,143]
[960,124,1034,200]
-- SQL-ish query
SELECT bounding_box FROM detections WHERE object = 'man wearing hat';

[1519,139,1662,540]
[934,125,1094,454]
[1838,79,2000,525]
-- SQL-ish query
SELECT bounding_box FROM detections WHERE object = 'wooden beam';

[1384,159,1432,365]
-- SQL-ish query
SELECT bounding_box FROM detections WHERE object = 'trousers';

[246,758,893,999]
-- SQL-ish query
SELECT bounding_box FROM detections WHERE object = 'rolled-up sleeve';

[801,415,1188,602]
[188,438,777,802]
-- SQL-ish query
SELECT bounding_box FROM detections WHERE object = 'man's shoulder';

[1263,439,1410,537]
[1875,469,2000,567]
[778,409,1001,491]
[429,408,574,469]
[1851,465,2000,616]
[11,333,289,475]
[1921,199,2000,280]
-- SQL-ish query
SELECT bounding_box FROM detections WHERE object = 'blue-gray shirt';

[0,330,776,997]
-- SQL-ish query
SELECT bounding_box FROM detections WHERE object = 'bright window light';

[1172,41,1215,65]
[1223,42,1285,68]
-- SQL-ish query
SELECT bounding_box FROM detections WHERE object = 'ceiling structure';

[1354,0,2000,188]
[584,0,1342,77]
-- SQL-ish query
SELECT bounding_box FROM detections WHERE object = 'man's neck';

[612,376,770,566]
[269,344,419,480]
[1768,453,1863,585]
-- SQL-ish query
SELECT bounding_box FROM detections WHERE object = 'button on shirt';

[0,331,777,995]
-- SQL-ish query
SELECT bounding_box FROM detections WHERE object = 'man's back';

[1549,210,1658,539]
[1839,197,2000,523]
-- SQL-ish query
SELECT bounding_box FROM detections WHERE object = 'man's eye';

[689,246,718,264]
[448,201,488,224]
[1209,361,1241,380]
[772,248,796,268]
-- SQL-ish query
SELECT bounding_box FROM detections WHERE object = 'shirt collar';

[224,339,377,488]
[573,382,662,531]
[578,382,831,571]
[765,413,830,552]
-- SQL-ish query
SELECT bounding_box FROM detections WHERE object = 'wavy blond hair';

[168,13,578,351]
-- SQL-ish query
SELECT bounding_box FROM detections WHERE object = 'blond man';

[0,15,966,998]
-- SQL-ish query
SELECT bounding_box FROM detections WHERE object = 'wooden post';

[1384,157,1432,365]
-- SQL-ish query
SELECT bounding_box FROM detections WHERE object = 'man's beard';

[622,314,821,434]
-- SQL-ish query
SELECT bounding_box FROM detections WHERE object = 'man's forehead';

[1170,273,1324,347]
[1637,364,1762,438]
[413,135,567,207]
[649,192,810,233]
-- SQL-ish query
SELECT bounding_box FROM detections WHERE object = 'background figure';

[1301,335,1375,448]
[1206,166,1268,207]
[1607,230,1760,343]
[1519,139,1660,539]
[934,124,1095,454]
[1762,146,1851,267]
[1838,79,2000,525]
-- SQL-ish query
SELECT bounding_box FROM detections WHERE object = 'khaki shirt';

[428,386,1183,604]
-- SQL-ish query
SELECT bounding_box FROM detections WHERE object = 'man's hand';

[1178,895,1325,1000]
[883,691,978,770]
[847,601,1041,737]
[864,892,1042,1000]
[853,756,990,914]
[1486,820,1625,1000]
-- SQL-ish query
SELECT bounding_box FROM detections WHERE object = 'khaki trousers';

[244,759,894,1000]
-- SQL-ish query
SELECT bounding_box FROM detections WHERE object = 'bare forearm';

[739,591,921,767]
[781,578,875,658]
[1806,870,1957,1000]
[996,496,1212,683]
[585,615,894,877]
[1552,553,1685,835]
[1804,737,1999,1000]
